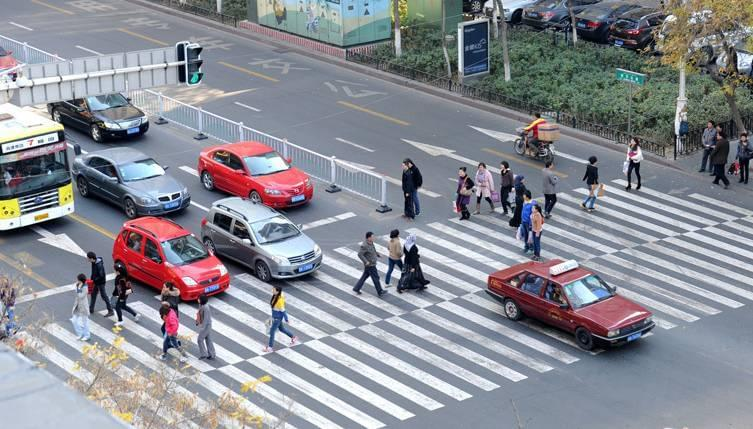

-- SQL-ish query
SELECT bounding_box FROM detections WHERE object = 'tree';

[393,0,402,57]
[660,0,753,133]
[566,0,578,46]
[493,0,511,81]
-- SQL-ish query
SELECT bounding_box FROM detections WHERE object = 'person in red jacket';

[160,304,185,361]
[524,113,547,152]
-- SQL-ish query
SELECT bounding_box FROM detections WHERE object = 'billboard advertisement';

[458,19,490,78]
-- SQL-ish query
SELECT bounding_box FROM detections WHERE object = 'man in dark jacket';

[353,232,387,297]
[711,130,730,189]
[401,160,416,219]
[87,251,113,316]
[404,158,422,217]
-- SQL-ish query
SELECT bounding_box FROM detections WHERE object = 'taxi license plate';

[627,332,641,342]
[298,263,314,273]
[164,200,181,210]
[34,213,49,221]
[204,284,220,293]
[127,127,140,135]
[614,39,624,46]
[291,194,306,203]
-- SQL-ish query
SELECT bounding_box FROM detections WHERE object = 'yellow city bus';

[0,103,74,230]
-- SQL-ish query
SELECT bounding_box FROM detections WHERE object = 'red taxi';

[113,217,230,301]
[487,259,655,350]
[198,141,314,208]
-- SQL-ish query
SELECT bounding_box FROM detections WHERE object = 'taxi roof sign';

[550,260,579,276]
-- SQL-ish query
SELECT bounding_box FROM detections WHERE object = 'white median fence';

[0,35,64,65]
[129,89,392,213]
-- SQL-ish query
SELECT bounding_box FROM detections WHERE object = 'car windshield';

[244,151,290,176]
[86,93,129,111]
[0,143,70,198]
[161,234,209,265]
[562,274,614,309]
[250,216,300,244]
[118,158,164,182]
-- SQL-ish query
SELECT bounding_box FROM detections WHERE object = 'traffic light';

[176,42,203,86]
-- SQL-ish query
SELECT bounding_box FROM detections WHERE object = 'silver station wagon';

[200,197,322,282]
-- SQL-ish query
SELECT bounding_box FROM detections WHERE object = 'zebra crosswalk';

[26,183,753,428]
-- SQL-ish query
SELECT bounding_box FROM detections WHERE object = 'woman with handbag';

[264,286,298,353]
[474,163,495,214]
[625,138,643,191]
[456,167,474,220]
[581,156,599,212]
[112,266,140,327]
[398,233,430,293]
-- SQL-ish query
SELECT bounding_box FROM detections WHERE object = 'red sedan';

[487,259,655,350]
[198,141,313,208]
[0,47,19,80]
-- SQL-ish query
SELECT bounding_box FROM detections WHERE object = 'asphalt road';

[3,1,753,428]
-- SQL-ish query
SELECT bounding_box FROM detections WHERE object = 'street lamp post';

[674,61,687,157]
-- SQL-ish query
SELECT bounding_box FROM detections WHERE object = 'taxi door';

[541,284,577,332]
[516,273,548,319]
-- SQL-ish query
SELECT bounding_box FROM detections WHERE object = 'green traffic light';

[189,72,203,85]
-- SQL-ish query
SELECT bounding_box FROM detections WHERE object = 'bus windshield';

[0,143,70,198]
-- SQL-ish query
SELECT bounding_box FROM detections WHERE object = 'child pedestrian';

[264,286,298,353]
[531,205,545,261]
[71,273,91,341]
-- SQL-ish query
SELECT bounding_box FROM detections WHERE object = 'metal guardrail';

[129,89,392,212]
[0,35,64,65]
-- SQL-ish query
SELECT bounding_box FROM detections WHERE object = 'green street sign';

[616,68,647,85]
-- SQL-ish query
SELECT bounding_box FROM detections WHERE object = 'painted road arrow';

[31,226,87,258]
[401,139,502,174]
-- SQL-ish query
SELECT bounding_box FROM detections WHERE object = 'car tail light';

[201,217,207,227]
[542,11,555,20]
[626,29,640,35]
[587,21,600,29]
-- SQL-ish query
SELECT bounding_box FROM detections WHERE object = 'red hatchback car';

[198,141,313,208]
[0,47,19,81]
[487,259,655,350]
[113,217,230,301]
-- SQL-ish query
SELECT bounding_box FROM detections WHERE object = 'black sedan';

[522,0,602,29]
[608,7,666,50]
[72,146,190,219]
[575,1,642,43]
[47,93,149,143]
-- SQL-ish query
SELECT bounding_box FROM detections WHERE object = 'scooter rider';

[523,113,547,152]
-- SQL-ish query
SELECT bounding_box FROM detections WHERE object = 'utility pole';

[674,60,687,152]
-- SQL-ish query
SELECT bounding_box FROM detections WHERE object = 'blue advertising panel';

[458,19,490,78]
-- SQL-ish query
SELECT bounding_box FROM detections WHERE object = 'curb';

[124,0,682,171]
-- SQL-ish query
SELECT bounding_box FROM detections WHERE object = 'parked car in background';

[464,0,484,14]
[47,93,149,143]
[608,8,666,50]
[113,217,230,301]
[198,141,314,209]
[717,41,753,77]
[522,0,602,30]
[72,147,190,219]
[0,47,19,81]
[484,0,539,24]
[575,1,643,44]
[201,197,322,282]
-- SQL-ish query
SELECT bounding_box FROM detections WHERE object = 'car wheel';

[575,327,594,350]
[249,190,263,204]
[503,298,523,321]
[203,237,217,256]
[90,124,103,143]
[201,171,215,191]
[76,176,90,198]
[470,0,482,13]
[511,9,523,25]
[51,108,62,124]
[255,260,272,282]
[123,197,138,219]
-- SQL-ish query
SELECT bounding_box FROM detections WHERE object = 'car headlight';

[271,255,288,265]
[139,196,157,205]
[264,188,282,195]
[182,186,189,196]
[644,316,653,325]
[182,276,197,286]
[607,329,619,338]
[217,264,228,276]
[313,244,321,255]
[141,115,149,124]
[304,178,311,188]
[102,121,119,129]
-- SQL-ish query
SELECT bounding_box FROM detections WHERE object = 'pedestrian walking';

[625,137,643,191]
[160,304,186,361]
[0,277,18,338]
[112,265,140,327]
[736,133,751,184]
[520,191,536,254]
[406,158,423,217]
[398,233,430,293]
[711,130,731,189]
[353,232,387,297]
[499,161,513,216]
[474,163,495,214]
[699,120,717,173]
[161,281,181,316]
[531,205,545,261]
[385,229,404,286]
[542,161,558,218]
[509,175,527,228]
[196,293,216,360]
[263,286,298,353]
[401,160,416,219]
[581,156,599,212]
[87,251,113,317]
[455,167,474,220]
[71,273,91,341]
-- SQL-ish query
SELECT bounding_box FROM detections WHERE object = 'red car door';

[122,231,146,283]
[209,150,232,192]
[516,273,548,319]
[140,238,167,289]
[226,153,250,197]
[541,284,577,332]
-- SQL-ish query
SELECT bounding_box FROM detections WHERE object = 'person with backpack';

[196,293,216,361]
[520,191,536,255]
[112,265,140,327]
[71,273,91,341]
[264,286,298,353]
[455,167,474,221]
[87,251,113,317]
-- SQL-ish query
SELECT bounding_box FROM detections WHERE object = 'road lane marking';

[335,137,375,152]
[75,45,103,56]
[481,147,569,178]
[9,22,34,31]
[233,101,261,112]
[554,151,588,164]
[32,0,75,14]
[16,273,116,303]
[337,101,411,126]
[301,211,356,230]
[218,61,279,82]
[190,201,209,211]
[116,28,168,46]
[179,165,198,176]
[68,213,116,240]
[0,251,56,289]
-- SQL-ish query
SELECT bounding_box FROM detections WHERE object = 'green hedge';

[185,0,248,19]
[369,24,753,144]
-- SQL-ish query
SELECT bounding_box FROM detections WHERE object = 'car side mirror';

[162,165,169,171]
[559,303,569,310]
[235,169,245,175]
[286,157,292,164]
[297,224,303,230]
[126,97,132,102]
[242,238,252,245]
[106,176,118,183]
[73,144,82,156]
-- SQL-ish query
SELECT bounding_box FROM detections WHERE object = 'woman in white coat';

[71,273,91,341]
[474,162,495,214]
[625,137,643,191]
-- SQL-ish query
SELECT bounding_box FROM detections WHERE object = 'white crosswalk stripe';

[542,210,643,248]
[605,185,717,226]
[314,262,405,315]
[440,220,530,263]
[689,193,753,217]
[611,180,737,221]
[662,236,753,277]
[286,278,383,324]
[405,228,506,270]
